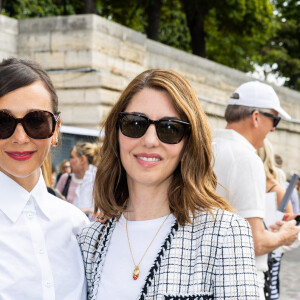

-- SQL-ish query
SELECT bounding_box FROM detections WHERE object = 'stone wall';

[1,14,300,174]
[0,15,18,60]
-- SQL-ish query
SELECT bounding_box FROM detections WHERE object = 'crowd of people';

[0,57,299,300]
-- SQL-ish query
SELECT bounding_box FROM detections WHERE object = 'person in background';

[56,142,100,217]
[257,139,297,300]
[212,81,300,300]
[56,159,71,183]
[274,154,286,188]
[285,178,300,214]
[0,57,89,299]
[78,69,259,299]
[72,142,100,218]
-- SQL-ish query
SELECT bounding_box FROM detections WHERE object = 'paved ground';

[279,246,300,299]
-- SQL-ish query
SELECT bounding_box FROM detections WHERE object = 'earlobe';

[51,119,61,147]
[51,138,58,147]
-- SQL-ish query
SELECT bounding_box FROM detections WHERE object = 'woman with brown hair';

[78,69,259,299]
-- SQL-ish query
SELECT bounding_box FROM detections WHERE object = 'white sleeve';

[227,154,266,219]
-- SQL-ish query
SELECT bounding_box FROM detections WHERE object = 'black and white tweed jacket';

[78,209,259,300]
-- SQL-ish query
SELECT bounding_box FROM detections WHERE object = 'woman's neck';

[126,184,171,221]
[74,164,89,179]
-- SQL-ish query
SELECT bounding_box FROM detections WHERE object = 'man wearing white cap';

[212,81,300,300]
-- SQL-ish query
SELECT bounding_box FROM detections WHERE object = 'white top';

[96,214,176,300]
[212,129,267,274]
[212,129,266,219]
[73,164,97,210]
[0,170,90,300]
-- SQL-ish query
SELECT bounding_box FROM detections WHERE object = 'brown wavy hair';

[94,69,232,225]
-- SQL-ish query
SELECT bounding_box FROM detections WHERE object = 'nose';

[141,124,160,147]
[12,123,31,144]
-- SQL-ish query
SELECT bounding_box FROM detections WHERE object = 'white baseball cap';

[228,81,291,120]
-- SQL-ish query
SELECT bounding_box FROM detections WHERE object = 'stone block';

[0,32,17,53]
[17,52,36,62]
[64,50,93,69]
[119,40,146,65]
[51,30,93,52]
[50,70,127,91]
[0,15,18,35]
[92,32,119,56]
[59,104,112,127]
[57,88,119,106]
[34,51,65,70]
[19,15,94,33]
[93,14,146,45]
[57,89,85,104]
[18,33,51,52]
[85,88,120,105]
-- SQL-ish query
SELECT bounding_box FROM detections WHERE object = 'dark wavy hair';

[94,69,232,225]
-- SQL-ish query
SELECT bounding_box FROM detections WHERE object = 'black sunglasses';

[118,112,190,144]
[0,110,61,139]
[257,111,281,128]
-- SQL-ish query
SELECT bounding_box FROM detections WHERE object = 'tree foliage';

[1,0,299,91]
[0,0,83,18]
[259,0,300,90]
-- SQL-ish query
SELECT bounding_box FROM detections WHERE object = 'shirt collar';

[0,170,52,223]
[213,128,256,152]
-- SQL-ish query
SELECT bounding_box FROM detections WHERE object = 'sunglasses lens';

[274,117,280,128]
[157,120,186,144]
[120,114,148,138]
[0,111,16,139]
[24,111,55,139]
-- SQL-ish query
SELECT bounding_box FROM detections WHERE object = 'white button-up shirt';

[0,170,89,300]
[212,129,266,219]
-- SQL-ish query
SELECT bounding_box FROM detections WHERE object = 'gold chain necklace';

[125,213,171,280]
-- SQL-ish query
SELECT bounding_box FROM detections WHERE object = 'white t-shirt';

[73,164,97,210]
[96,213,175,300]
[0,170,90,300]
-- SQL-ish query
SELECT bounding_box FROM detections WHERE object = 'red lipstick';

[6,151,35,161]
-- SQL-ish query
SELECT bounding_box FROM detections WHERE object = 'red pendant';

[133,266,140,280]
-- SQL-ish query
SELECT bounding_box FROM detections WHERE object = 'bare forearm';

[247,217,300,256]
[253,229,284,256]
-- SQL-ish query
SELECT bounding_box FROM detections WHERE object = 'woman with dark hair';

[0,57,89,299]
[78,69,259,299]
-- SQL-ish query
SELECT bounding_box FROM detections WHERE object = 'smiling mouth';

[135,156,161,162]
[6,151,36,161]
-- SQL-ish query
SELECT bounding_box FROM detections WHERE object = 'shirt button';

[45,281,52,288]
[39,249,44,254]
[27,212,34,219]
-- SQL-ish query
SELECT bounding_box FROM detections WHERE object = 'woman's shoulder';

[55,172,70,188]
[77,220,112,246]
[193,208,250,232]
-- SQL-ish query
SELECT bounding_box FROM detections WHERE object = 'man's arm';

[247,217,300,256]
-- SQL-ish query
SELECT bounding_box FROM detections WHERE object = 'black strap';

[267,184,277,193]
[62,174,72,198]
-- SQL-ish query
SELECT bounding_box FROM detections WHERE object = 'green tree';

[0,0,82,18]
[181,0,275,71]
[260,0,300,90]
